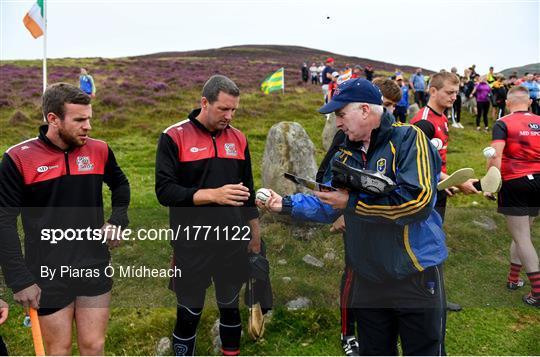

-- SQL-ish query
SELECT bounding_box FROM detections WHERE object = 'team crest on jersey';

[224,143,237,156]
[528,123,540,131]
[376,158,387,174]
[76,156,94,171]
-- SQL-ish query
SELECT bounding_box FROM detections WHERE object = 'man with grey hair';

[257,78,447,355]
[155,75,261,355]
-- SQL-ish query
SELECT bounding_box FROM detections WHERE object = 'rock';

[282,276,292,283]
[472,216,497,231]
[303,254,324,268]
[407,103,420,118]
[264,310,273,324]
[286,297,311,310]
[155,337,171,356]
[322,113,339,151]
[262,122,318,196]
[277,259,287,265]
[323,251,336,261]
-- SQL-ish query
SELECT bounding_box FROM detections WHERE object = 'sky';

[1,0,539,74]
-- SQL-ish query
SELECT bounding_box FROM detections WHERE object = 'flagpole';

[42,0,47,93]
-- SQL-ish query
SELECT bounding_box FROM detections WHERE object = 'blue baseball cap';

[319,78,383,114]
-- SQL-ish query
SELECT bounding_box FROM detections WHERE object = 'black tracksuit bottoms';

[350,265,447,356]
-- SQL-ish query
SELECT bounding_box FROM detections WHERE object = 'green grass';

[1,86,539,355]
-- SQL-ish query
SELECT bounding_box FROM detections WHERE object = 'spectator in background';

[520,73,540,114]
[515,73,527,86]
[463,73,478,115]
[470,75,492,131]
[507,74,518,90]
[486,66,496,87]
[351,65,362,79]
[394,76,410,123]
[327,71,340,102]
[310,63,319,84]
[322,58,336,100]
[364,64,374,81]
[79,68,96,98]
[450,67,464,128]
[372,77,402,122]
[411,68,427,107]
[469,64,478,78]
[301,63,309,83]
[491,75,508,119]
[317,63,325,84]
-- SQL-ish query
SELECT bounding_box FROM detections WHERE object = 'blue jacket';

[285,115,446,282]
[79,74,95,95]
[411,73,425,91]
[397,84,409,108]
[521,81,540,100]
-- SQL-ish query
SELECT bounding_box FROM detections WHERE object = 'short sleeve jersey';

[492,111,540,181]
[410,106,449,173]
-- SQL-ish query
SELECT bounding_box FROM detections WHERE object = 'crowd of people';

[304,59,540,129]
[0,58,538,356]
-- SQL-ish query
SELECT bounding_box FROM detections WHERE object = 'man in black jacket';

[155,75,261,356]
[0,83,130,355]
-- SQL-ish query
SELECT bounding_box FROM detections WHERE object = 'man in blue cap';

[258,78,448,355]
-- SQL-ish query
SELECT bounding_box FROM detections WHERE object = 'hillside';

[135,44,429,73]
[501,62,540,77]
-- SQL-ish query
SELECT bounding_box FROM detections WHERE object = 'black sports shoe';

[522,293,540,307]
[507,279,525,290]
[341,335,360,356]
[446,301,462,312]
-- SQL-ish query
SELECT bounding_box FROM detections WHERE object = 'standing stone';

[322,113,339,151]
[262,122,317,195]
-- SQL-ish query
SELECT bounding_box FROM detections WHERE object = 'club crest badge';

[376,158,386,174]
[76,156,94,171]
[224,143,237,156]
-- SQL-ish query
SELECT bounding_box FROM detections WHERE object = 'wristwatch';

[279,195,293,215]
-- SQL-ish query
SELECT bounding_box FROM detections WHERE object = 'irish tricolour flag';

[23,0,44,39]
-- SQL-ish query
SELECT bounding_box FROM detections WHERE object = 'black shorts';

[498,174,540,216]
[170,245,248,306]
[38,265,112,316]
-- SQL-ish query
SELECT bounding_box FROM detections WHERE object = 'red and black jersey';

[155,109,258,247]
[0,125,130,293]
[411,106,449,173]
[492,111,540,181]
